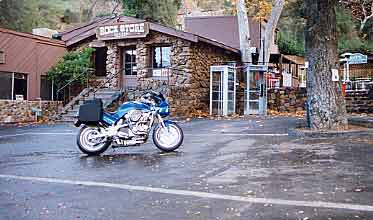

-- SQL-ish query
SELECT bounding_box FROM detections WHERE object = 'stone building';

[58,15,281,117]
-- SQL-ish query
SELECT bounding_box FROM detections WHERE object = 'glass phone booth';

[245,65,268,115]
[210,66,237,116]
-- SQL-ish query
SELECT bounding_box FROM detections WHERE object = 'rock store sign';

[97,22,149,40]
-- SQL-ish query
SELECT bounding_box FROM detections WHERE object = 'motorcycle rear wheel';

[77,126,110,156]
[153,122,183,152]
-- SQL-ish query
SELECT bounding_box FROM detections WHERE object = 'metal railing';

[55,68,93,113]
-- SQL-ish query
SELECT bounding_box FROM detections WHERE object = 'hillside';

[0,0,122,32]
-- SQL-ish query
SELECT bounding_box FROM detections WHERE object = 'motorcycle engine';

[128,110,143,122]
[126,110,151,134]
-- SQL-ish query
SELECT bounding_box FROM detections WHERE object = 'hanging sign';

[282,71,292,87]
[347,53,368,64]
[248,64,268,72]
[332,69,339,82]
[97,22,149,40]
[15,95,24,101]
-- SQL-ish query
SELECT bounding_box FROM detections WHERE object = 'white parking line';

[0,132,287,139]
[1,174,373,212]
[187,133,288,137]
[0,132,75,139]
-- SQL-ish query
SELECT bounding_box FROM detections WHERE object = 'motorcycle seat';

[105,110,117,115]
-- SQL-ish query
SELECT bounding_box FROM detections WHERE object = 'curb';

[289,128,373,138]
[348,117,373,128]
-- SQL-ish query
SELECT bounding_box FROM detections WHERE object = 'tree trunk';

[79,0,85,23]
[87,0,99,21]
[236,0,252,63]
[259,0,285,64]
[305,0,348,130]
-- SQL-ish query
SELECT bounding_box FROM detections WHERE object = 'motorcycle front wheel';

[153,122,184,152]
[77,126,110,156]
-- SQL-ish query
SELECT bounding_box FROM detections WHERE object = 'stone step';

[94,91,118,95]
[67,109,78,114]
[58,88,122,123]
[57,115,76,123]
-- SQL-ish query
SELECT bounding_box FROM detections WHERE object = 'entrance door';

[122,47,137,89]
[210,66,236,116]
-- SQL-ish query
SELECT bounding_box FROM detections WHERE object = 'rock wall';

[105,42,121,88]
[267,88,307,113]
[345,90,373,113]
[185,42,240,116]
[0,101,62,125]
[268,88,373,114]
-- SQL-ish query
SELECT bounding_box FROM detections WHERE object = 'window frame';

[0,72,28,100]
[0,50,4,64]
[152,46,171,69]
[123,46,137,76]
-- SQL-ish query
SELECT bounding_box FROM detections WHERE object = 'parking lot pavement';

[1,117,373,220]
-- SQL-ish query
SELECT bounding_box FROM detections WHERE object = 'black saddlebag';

[78,99,103,123]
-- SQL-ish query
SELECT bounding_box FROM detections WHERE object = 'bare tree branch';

[259,0,285,64]
[236,0,252,63]
[87,0,99,21]
[362,0,367,17]
[111,0,121,14]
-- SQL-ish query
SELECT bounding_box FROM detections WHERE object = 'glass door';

[245,71,260,115]
[227,68,236,115]
[210,66,237,116]
[211,70,223,115]
[122,47,137,89]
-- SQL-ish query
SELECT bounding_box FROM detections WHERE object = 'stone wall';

[345,90,373,113]
[267,88,307,113]
[0,101,62,124]
[185,42,240,116]
[268,88,373,114]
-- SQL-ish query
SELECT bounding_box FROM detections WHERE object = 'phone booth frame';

[209,65,237,116]
[245,64,268,116]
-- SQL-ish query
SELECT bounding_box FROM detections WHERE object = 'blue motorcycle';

[74,91,184,156]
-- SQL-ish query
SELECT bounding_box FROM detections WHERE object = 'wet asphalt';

[0,116,373,220]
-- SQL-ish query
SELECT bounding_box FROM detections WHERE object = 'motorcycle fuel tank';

[102,101,151,125]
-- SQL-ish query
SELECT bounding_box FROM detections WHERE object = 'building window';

[123,47,137,75]
[0,50,4,64]
[0,72,12,99]
[94,47,107,76]
[152,46,171,69]
[0,72,27,100]
[40,75,53,100]
[13,73,27,100]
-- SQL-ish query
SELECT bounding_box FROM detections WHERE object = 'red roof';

[59,15,240,54]
[185,16,262,50]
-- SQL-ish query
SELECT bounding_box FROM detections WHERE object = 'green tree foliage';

[0,0,34,32]
[47,48,95,89]
[277,0,372,55]
[122,0,180,27]
[277,32,305,56]
[0,0,64,32]
[336,6,373,53]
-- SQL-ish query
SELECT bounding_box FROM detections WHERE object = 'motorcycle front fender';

[162,120,176,128]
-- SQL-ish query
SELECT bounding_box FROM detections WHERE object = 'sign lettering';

[97,22,149,40]
[347,53,368,65]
